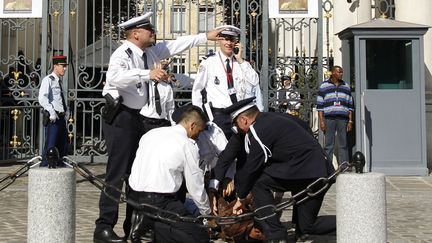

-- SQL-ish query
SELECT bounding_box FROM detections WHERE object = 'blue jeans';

[324,118,348,164]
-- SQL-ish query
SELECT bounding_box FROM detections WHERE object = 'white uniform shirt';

[129,125,211,215]
[103,33,207,109]
[139,82,175,123]
[192,50,264,110]
[38,72,66,116]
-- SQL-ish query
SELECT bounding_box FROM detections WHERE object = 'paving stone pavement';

[1,163,432,242]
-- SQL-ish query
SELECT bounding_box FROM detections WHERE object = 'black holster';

[42,110,50,126]
[102,93,123,124]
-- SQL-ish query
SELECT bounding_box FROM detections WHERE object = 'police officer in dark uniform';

[95,12,224,243]
[225,98,336,242]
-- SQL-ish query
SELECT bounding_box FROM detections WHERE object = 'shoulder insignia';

[125,48,132,58]
[205,52,215,58]
[48,75,55,81]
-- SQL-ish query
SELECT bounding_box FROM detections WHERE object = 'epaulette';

[205,52,215,58]
[48,75,55,81]
[125,48,132,58]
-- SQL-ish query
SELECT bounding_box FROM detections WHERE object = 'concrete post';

[27,168,76,243]
[336,172,387,243]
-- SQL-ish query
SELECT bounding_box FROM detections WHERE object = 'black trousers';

[128,190,210,243]
[142,116,171,133]
[96,108,145,236]
[252,173,336,240]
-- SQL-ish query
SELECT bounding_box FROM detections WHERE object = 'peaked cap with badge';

[224,96,257,121]
[216,25,241,38]
[118,12,154,30]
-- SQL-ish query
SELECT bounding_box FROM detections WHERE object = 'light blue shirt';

[38,72,66,116]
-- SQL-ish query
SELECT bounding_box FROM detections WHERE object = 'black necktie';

[58,79,67,112]
[225,58,237,103]
[154,83,162,115]
[142,52,150,104]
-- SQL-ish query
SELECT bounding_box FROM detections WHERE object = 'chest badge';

[214,76,220,85]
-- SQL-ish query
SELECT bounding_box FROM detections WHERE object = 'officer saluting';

[95,12,223,243]
[227,98,336,242]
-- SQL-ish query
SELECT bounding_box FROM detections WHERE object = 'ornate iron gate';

[1,0,336,162]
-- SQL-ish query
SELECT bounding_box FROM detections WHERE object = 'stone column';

[332,0,371,66]
[395,0,432,168]
[336,172,387,243]
[27,168,76,243]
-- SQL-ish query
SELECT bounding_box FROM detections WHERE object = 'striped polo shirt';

[316,80,354,119]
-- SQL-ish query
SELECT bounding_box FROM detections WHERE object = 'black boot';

[130,210,153,243]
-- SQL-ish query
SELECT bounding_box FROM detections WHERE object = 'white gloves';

[49,113,58,122]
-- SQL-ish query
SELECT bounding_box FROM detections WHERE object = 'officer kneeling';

[228,97,336,242]
[127,105,211,243]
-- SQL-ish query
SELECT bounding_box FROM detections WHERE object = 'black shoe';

[295,233,310,242]
[93,228,127,243]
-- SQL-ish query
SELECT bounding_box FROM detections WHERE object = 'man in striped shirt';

[316,66,354,165]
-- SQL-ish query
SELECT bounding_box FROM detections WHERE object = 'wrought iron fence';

[0,0,355,162]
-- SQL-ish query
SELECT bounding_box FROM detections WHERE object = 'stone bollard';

[28,168,76,243]
[336,172,387,243]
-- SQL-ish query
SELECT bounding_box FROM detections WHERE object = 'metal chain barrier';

[0,155,351,228]
[63,157,352,227]
[0,156,42,192]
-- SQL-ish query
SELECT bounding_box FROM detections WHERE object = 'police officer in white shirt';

[128,105,210,243]
[38,55,69,167]
[95,12,223,243]
[192,25,263,138]
[139,62,175,132]
[192,26,263,212]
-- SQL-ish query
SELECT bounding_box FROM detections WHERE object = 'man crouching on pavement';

[127,105,211,243]
[228,97,336,242]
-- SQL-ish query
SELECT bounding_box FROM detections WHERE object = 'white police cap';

[216,25,241,37]
[118,12,154,30]
[224,97,257,121]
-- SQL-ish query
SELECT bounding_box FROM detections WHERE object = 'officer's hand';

[233,198,247,215]
[221,178,235,197]
[234,43,244,63]
[208,189,218,215]
[207,29,224,41]
[149,68,169,82]
[49,113,58,122]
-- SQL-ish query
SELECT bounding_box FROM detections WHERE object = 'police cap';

[224,97,257,122]
[118,12,154,30]
[52,56,68,65]
[216,25,241,38]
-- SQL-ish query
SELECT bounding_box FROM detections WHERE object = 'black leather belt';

[211,107,226,114]
[140,191,177,199]
[120,104,140,113]
[55,111,65,118]
[142,116,170,126]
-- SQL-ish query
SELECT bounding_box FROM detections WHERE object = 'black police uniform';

[235,112,336,240]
